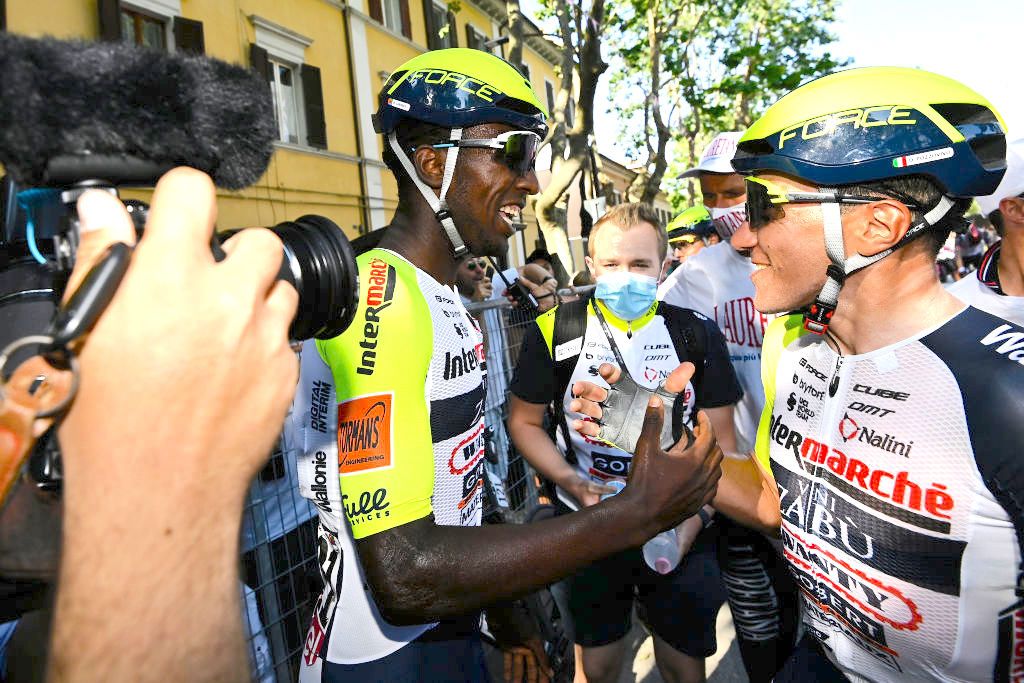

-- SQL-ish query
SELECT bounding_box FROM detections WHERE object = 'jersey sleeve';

[754,314,804,469]
[509,315,556,404]
[315,252,435,539]
[695,316,743,408]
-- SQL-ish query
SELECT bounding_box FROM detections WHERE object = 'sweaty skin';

[349,129,724,630]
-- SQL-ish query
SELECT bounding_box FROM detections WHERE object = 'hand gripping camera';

[0,33,360,594]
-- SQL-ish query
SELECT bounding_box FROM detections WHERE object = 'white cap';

[977,136,1024,216]
[681,131,743,178]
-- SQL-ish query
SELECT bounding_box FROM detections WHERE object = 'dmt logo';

[404,68,505,103]
[777,105,918,150]
[337,394,393,475]
[838,413,859,442]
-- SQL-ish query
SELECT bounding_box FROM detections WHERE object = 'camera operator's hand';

[569,363,723,536]
[50,168,298,683]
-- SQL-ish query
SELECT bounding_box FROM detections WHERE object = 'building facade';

[2,1,667,272]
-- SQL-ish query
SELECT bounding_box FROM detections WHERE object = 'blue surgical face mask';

[595,271,658,321]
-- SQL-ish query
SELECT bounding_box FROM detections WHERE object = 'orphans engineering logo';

[337,393,393,475]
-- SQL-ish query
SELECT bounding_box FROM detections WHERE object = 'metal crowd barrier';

[238,290,584,680]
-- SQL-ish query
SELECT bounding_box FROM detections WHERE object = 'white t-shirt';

[658,242,770,453]
[947,274,1024,325]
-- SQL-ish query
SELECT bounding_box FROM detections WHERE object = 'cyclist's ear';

[853,200,913,254]
[411,144,447,190]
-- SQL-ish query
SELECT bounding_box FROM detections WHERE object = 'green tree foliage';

[606,0,848,209]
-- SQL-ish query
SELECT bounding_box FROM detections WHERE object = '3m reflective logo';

[777,106,918,150]
[337,393,393,475]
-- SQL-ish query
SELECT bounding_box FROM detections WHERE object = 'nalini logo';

[838,412,859,442]
[337,393,393,475]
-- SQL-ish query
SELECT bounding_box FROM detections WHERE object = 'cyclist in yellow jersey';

[290,49,728,683]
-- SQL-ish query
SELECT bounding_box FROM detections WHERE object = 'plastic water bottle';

[643,528,681,574]
[601,479,627,500]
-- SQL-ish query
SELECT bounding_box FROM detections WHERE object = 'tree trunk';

[505,0,524,72]
[534,0,607,275]
[639,0,672,205]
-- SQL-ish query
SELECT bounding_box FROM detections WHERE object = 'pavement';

[618,604,748,683]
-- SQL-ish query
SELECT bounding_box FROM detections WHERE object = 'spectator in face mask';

[657,131,801,682]
[508,202,743,683]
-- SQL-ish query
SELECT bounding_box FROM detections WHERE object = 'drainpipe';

[341,2,371,233]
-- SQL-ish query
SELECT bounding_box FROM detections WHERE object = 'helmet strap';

[387,129,469,258]
[804,192,957,335]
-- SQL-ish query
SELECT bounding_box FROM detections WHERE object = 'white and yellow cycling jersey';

[289,248,487,671]
[757,307,1024,682]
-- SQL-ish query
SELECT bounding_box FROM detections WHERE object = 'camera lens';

[269,215,359,341]
[216,216,359,341]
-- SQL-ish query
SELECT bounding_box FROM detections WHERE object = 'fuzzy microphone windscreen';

[0,33,276,190]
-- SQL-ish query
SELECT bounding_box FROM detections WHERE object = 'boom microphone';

[0,32,275,190]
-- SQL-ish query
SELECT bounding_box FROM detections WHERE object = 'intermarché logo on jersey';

[980,324,1024,364]
[356,258,397,376]
[337,393,393,475]
[769,415,953,528]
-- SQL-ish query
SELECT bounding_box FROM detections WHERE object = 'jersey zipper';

[804,352,847,536]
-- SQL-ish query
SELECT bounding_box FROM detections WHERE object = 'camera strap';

[0,241,131,510]
[0,353,76,513]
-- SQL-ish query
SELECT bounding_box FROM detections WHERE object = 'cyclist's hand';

[570,362,723,533]
[503,636,553,683]
[563,473,615,508]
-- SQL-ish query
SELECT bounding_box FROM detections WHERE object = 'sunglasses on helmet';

[428,130,542,176]
[744,176,921,230]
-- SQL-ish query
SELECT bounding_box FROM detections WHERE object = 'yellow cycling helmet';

[732,66,1006,197]
[666,206,714,242]
[733,67,1008,335]
[373,48,548,137]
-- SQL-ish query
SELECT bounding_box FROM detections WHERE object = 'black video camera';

[0,33,360,590]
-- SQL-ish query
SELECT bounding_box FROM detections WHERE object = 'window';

[99,0,204,54]
[120,8,166,49]
[424,0,457,50]
[544,80,556,118]
[249,17,326,149]
[466,24,488,51]
[267,60,302,145]
[369,0,412,39]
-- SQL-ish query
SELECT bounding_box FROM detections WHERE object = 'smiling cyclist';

[289,48,725,683]
[570,66,1024,682]
[729,67,1024,682]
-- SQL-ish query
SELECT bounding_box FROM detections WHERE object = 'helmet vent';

[933,103,1006,171]
[737,139,774,156]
